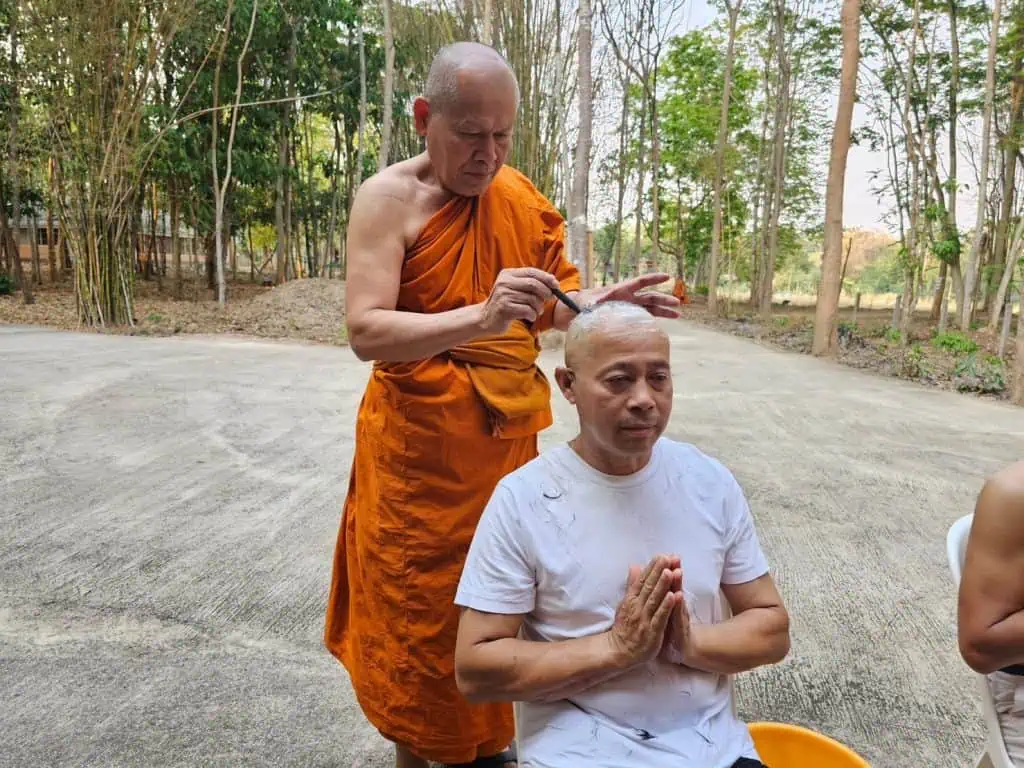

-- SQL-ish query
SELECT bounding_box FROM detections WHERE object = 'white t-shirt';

[455,438,770,768]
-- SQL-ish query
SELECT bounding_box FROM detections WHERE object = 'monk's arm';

[344,184,490,362]
[681,574,790,675]
[454,609,634,704]
[958,469,1024,673]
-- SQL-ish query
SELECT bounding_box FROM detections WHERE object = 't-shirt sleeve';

[721,471,771,585]
[455,482,537,615]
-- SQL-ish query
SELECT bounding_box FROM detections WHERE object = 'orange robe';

[324,166,581,763]
[673,277,689,304]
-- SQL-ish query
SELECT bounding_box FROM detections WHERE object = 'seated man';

[958,461,1024,765]
[453,301,790,767]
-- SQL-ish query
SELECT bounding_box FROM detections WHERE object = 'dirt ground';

[3,320,1019,767]
[0,275,348,346]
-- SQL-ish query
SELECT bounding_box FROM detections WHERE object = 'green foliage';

[0,274,11,296]
[932,331,980,356]
[655,27,759,274]
[900,343,929,379]
[855,245,904,294]
[954,353,1007,394]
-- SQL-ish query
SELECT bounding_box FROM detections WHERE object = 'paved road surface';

[3,322,1022,767]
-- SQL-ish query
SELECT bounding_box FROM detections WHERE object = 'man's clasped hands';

[610,554,693,669]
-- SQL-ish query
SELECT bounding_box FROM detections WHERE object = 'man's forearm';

[963,609,1024,673]
[347,304,487,362]
[682,607,790,675]
[456,632,632,704]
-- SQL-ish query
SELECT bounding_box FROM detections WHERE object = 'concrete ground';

[2,322,1021,768]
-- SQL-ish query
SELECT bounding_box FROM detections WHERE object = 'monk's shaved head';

[564,301,668,370]
[424,42,520,113]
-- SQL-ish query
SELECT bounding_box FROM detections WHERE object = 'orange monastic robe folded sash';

[324,166,580,764]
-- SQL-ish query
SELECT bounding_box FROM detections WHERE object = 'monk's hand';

[660,568,693,665]
[607,554,681,666]
[589,273,681,319]
[479,267,560,333]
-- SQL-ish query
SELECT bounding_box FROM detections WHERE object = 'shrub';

[0,274,11,296]
[932,331,979,356]
[954,353,1006,394]
[900,343,929,378]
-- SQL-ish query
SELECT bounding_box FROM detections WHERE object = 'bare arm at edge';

[959,465,1024,673]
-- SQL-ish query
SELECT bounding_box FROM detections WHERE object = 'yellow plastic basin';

[748,722,871,767]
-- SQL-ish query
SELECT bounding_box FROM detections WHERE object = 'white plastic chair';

[947,513,1015,768]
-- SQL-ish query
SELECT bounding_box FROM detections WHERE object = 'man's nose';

[476,135,498,164]
[628,381,656,410]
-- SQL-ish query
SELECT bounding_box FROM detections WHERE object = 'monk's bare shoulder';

[973,461,1024,551]
[350,154,448,249]
[353,160,419,210]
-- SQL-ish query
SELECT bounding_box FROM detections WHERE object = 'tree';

[812,0,860,356]
[4,0,33,305]
[962,0,1003,329]
[707,0,743,314]
[378,0,395,170]
[570,0,593,282]
[211,0,259,306]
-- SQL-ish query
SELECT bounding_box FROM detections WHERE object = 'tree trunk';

[481,0,493,44]
[1014,282,1024,405]
[632,91,648,273]
[47,159,58,282]
[326,113,342,277]
[356,16,368,187]
[648,79,662,273]
[813,0,860,356]
[0,185,27,301]
[988,35,1024,331]
[947,0,964,318]
[749,56,773,308]
[612,79,630,283]
[29,212,42,285]
[962,0,1002,329]
[171,182,182,299]
[708,0,742,314]
[570,0,593,282]
[760,48,790,315]
[6,4,32,305]
[379,0,396,170]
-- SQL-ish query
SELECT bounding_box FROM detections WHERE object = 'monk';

[324,41,680,768]
[672,277,690,305]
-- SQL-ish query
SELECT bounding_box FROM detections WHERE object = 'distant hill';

[842,228,899,278]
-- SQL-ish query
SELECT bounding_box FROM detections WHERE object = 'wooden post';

[891,294,902,328]
[999,288,1014,358]
[585,228,595,289]
[853,291,861,325]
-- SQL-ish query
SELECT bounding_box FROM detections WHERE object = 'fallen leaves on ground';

[678,298,1018,401]
[0,277,348,346]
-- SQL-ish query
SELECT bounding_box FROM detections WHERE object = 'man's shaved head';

[564,301,668,370]
[556,301,672,475]
[424,42,520,114]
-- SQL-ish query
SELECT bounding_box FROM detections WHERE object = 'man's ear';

[554,367,576,403]
[413,97,431,136]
